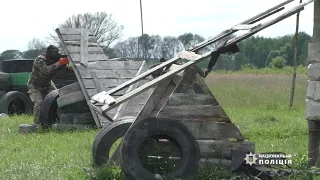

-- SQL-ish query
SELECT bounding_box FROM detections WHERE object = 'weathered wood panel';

[80,29,89,67]
[59,28,94,35]
[67,46,104,54]
[167,93,219,106]
[61,34,98,42]
[179,121,243,140]
[157,105,229,120]
[79,69,139,79]
[56,28,153,125]
[81,61,142,70]
[69,54,108,62]
[64,41,99,46]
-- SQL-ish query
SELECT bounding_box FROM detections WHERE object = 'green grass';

[1,67,319,179]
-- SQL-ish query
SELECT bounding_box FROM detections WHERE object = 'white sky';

[0,0,315,53]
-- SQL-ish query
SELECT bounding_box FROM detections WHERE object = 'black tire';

[59,112,95,125]
[59,101,90,114]
[57,91,85,108]
[58,82,81,96]
[0,72,10,91]
[119,117,200,180]
[92,117,135,166]
[0,91,33,115]
[39,90,59,128]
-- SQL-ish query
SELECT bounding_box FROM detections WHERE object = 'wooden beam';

[67,46,104,54]
[80,28,89,67]
[61,34,97,42]
[69,54,108,62]
[58,28,94,35]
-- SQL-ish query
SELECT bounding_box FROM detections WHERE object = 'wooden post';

[289,0,302,108]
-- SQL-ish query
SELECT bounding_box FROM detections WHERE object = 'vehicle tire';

[0,72,10,91]
[0,91,33,115]
[59,101,90,114]
[92,117,135,166]
[59,112,95,125]
[57,90,85,108]
[39,90,59,128]
[119,117,200,180]
[58,82,81,96]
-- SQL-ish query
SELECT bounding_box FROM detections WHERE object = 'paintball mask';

[46,45,66,64]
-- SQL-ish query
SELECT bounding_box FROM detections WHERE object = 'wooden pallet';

[55,28,153,127]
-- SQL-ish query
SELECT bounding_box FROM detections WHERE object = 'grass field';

[0,66,319,179]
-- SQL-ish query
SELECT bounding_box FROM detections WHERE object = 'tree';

[160,36,184,59]
[22,38,47,59]
[52,12,124,49]
[0,50,22,60]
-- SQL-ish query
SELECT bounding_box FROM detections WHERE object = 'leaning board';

[55,28,152,127]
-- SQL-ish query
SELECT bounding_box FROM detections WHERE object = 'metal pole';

[140,0,144,61]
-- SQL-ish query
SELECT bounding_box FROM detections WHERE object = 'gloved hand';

[58,57,69,65]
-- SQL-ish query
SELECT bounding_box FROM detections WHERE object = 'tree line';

[0,12,311,71]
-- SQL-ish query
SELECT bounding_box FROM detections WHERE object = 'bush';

[269,56,286,69]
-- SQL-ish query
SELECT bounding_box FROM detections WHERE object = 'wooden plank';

[84,61,142,70]
[114,61,148,120]
[82,79,130,89]
[67,46,104,54]
[69,53,108,62]
[182,121,244,140]
[61,34,97,42]
[80,29,89,67]
[78,69,139,79]
[58,28,94,35]
[193,71,214,96]
[65,41,98,46]
[198,140,255,159]
[55,28,102,128]
[155,113,231,122]
[168,93,219,106]
[169,66,194,93]
[158,105,229,119]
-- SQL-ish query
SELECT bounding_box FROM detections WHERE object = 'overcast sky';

[0,0,315,53]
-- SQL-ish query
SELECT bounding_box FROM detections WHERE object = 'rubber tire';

[59,112,95,125]
[0,72,10,91]
[119,117,200,180]
[92,117,135,166]
[0,91,33,115]
[39,90,59,128]
[58,82,81,96]
[59,101,90,114]
[57,90,85,108]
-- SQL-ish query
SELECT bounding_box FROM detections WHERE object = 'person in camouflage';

[27,45,69,127]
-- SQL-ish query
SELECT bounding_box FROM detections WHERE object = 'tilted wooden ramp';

[55,28,152,128]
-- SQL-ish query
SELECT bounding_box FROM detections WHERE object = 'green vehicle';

[0,59,77,116]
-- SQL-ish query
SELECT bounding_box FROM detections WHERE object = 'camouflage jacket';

[27,54,62,89]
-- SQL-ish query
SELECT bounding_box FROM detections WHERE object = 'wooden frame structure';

[55,0,315,171]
